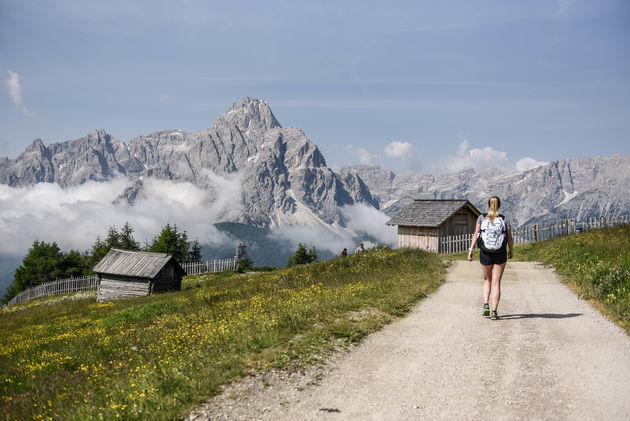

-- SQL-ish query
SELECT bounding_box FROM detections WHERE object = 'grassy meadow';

[513,225,630,334]
[0,247,445,421]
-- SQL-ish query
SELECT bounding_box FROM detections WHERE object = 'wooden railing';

[7,275,99,306]
[439,215,630,254]
[181,259,238,275]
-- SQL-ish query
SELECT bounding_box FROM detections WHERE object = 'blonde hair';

[487,196,501,222]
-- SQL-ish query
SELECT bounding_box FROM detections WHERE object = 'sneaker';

[490,311,499,320]
[483,303,490,317]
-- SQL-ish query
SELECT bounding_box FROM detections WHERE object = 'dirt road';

[188,261,630,420]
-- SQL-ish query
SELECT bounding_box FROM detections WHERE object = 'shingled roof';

[385,199,480,227]
[93,249,184,279]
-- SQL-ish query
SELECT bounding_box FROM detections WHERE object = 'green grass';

[513,225,630,334]
[0,247,446,421]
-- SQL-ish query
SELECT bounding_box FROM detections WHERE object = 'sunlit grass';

[514,225,630,334]
[0,247,445,421]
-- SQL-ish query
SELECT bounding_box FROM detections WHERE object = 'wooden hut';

[94,249,185,302]
[385,199,480,252]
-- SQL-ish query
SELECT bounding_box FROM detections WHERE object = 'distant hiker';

[355,243,365,254]
[467,196,514,320]
[340,248,348,257]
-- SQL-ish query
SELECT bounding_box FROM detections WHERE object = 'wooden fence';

[181,259,238,275]
[439,215,630,254]
[7,275,99,306]
[7,258,239,307]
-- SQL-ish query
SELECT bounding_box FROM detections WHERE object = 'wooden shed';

[385,199,481,252]
[94,249,185,302]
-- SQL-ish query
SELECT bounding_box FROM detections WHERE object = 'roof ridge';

[385,199,480,227]
[110,248,171,258]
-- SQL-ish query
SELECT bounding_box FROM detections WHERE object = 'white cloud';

[441,139,547,173]
[0,175,242,256]
[515,157,546,172]
[346,144,376,165]
[0,170,398,260]
[340,203,397,246]
[268,203,397,256]
[444,140,512,172]
[6,70,33,116]
[384,141,414,159]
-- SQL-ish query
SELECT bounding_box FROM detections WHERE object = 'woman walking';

[468,196,513,320]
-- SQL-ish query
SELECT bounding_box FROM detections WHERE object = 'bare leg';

[481,264,492,304]
[491,263,507,311]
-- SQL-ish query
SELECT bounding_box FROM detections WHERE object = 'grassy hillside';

[513,225,630,334]
[0,248,445,421]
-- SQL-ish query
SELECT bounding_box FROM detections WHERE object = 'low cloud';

[514,157,546,172]
[442,140,546,173]
[340,203,397,246]
[0,175,242,256]
[268,203,397,256]
[384,141,414,159]
[445,140,512,172]
[0,171,397,262]
[346,145,376,165]
[6,70,33,116]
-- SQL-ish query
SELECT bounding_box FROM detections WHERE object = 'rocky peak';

[23,138,47,155]
[86,128,108,141]
[213,97,281,132]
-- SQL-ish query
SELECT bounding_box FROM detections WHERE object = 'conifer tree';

[149,223,190,262]
[119,222,140,251]
[190,239,202,262]
[287,243,317,267]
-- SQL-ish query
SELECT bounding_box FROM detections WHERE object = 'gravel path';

[187,261,630,421]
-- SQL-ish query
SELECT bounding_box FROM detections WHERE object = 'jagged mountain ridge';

[0,98,377,228]
[340,154,630,226]
[1,97,628,229]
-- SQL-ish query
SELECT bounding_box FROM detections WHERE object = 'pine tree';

[4,241,63,302]
[149,223,190,262]
[58,250,90,278]
[89,236,110,268]
[287,243,316,267]
[308,246,318,264]
[119,222,140,251]
[190,240,202,262]
[105,226,120,249]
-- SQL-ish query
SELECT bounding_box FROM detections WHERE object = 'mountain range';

[340,154,630,226]
[0,98,375,230]
[1,97,629,232]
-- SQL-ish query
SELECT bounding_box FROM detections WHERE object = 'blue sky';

[1,0,629,174]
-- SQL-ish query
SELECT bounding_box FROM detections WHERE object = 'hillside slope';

[0,248,444,421]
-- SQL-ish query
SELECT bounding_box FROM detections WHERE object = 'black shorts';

[479,248,507,266]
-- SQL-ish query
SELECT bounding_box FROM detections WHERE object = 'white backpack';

[478,214,507,253]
